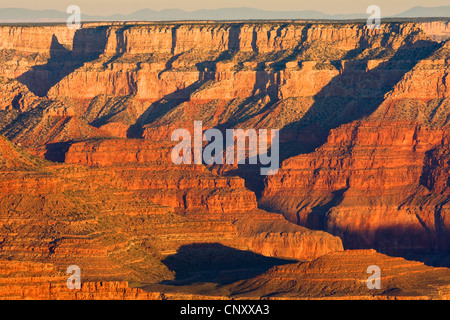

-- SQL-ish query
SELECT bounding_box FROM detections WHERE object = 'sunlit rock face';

[0,20,449,299]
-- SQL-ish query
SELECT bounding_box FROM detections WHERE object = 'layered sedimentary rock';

[0,22,440,101]
[262,121,450,255]
[65,139,255,213]
[64,137,342,260]
[0,20,450,299]
[43,22,440,101]
[421,21,450,42]
[226,250,450,299]
[0,135,181,283]
[0,260,162,300]
[0,21,446,150]
[4,250,449,300]
[0,133,342,291]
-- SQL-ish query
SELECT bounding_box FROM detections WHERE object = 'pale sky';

[0,0,448,16]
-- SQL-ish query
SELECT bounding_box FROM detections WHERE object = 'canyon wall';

[261,122,450,255]
[0,22,440,100]
[0,132,342,287]
[0,20,449,298]
[0,260,163,300]
[227,249,450,299]
[0,22,447,145]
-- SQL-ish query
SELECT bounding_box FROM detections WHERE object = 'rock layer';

[0,260,162,300]
[0,20,449,299]
[227,249,450,299]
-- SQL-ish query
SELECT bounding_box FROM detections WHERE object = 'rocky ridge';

[0,20,449,299]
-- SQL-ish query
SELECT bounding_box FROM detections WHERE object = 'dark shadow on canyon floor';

[160,243,296,286]
[44,141,74,162]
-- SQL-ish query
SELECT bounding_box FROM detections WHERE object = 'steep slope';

[0,135,44,170]
[262,123,450,255]
[0,260,162,300]
[261,40,450,260]
[0,135,179,283]
[64,138,343,261]
[0,22,444,149]
[0,21,449,299]
[0,135,342,288]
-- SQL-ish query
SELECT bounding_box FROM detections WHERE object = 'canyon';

[0,20,449,299]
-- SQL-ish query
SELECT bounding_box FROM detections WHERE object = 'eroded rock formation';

[0,20,449,299]
[226,249,450,299]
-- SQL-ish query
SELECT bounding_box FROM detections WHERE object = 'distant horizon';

[0,5,449,22]
[1,0,450,17]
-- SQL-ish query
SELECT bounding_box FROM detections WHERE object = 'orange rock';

[0,20,449,300]
[262,122,450,254]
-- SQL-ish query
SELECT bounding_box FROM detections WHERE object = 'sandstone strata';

[261,122,450,255]
[0,20,449,299]
[0,260,161,300]
[64,137,343,260]
[0,134,342,289]
[226,249,450,299]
